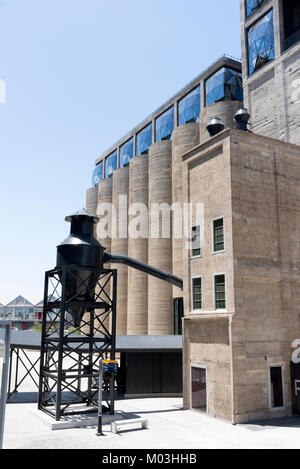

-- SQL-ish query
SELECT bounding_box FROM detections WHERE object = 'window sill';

[212,250,225,255]
[191,255,202,260]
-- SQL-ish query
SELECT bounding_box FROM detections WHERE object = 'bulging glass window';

[120,138,134,168]
[205,67,243,106]
[136,123,152,155]
[92,160,103,187]
[105,150,117,178]
[248,10,275,75]
[178,86,201,126]
[155,106,174,142]
[246,0,266,17]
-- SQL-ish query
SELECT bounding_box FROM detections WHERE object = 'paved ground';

[3,396,300,449]
[2,350,300,449]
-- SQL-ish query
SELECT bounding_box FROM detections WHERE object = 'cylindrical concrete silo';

[111,167,129,335]
[199,101,243,143]
[83,186,99,334]
[86,187,98,236]
[148,141,173,335]
[127,155,149,335]
[95,178,113,333]
[172,123,199,299]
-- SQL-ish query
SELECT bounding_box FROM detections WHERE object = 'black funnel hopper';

[56,209,104,327]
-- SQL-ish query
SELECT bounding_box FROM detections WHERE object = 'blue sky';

[0,0,241,304]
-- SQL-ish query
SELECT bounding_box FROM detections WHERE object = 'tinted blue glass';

[136,123,152,155]
[206,68,243,106]
[120,138,134,167]
[178,86,201,125]
[248,10,275,75]
[92,161,103,186]
[105,150,117,177]
[246,0,266,17]
[155,106,174,142]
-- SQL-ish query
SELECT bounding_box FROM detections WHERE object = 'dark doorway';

[270,366,284,408]
[191,366,207,413]
[291,362,300,415]
[125,352,182,395]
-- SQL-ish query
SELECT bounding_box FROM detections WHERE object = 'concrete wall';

[230,130,300,422]
[183,317,232,421]
[240,0,300,145]
[182,128,300,423]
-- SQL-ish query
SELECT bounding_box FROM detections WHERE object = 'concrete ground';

[3,396,300,449]
[2,350,300,449]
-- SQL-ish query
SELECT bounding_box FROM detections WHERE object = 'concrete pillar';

[199,101,243,143]
[111,167,129,335]
[172,123,199,299]
[127,155,149,335]
[148,141,173,335]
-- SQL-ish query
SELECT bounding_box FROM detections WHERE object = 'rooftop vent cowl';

[234,108,250,131]
[206,118,225,137]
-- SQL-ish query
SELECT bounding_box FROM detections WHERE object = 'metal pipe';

[103,253,183,290]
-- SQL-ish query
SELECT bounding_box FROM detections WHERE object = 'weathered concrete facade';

[182,128,300,423]
[240,0,300,145]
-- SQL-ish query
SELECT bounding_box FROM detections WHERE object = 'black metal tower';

[38,211,117,420]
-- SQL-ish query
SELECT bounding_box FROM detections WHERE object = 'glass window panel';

[178,86,201,126]
[213,218,224,252]
[192,278,202,310]
[215,275,226,310]
[155,106,174,142]
[246,0,266,17]
[92,161,103,187]
[105,150,117,178]
[120,138,134,168]
[248,10,275,75]
[205,68,243,106]
[136,123,152,156]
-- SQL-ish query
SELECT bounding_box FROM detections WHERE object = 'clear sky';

[0,0,241,305]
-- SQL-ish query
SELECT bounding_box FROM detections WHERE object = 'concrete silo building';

[87,55,243,339]
[82,0,300,417]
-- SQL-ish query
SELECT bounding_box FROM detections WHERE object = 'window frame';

[213,273,226,311]
[191,223,202,259]
[191,276,203,312]
[212,217,225,254]
[268,364,286,411]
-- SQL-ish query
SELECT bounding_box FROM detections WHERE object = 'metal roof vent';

[234,108,250,131]
[206,118,225,137]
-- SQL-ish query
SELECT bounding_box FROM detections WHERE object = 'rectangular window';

[191,225,201,257]
[283,0,300,51]
[191,366,207,413]
[215,274,226,310]
[270,367,284,408]
[213,218,224,252]
[192,278,202,310]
